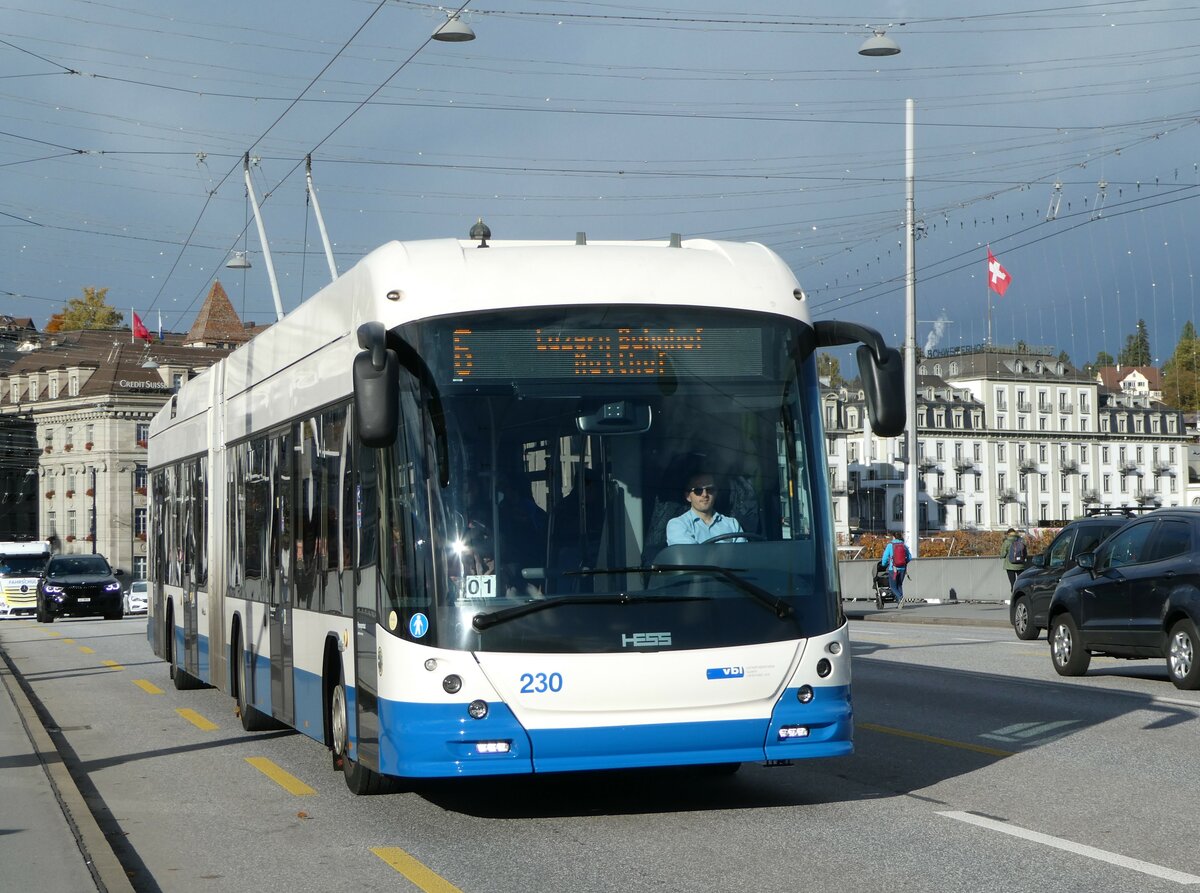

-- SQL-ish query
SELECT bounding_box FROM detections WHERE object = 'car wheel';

[36,607,52,624]
[1050,614,1090,676]
[1166,619,1200,691]
[1011,596,1040,640]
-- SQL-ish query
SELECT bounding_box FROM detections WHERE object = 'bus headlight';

[796,684,814,703]
[442,675,462,694]
[467,699,488,719]
[816,658,832,678]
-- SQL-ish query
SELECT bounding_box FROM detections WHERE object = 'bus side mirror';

[813,320,905,438]
[353,322,399,448]
[856,343,904,438]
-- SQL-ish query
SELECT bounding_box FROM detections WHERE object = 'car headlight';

[43,584,64,595]
[105,582,121,592]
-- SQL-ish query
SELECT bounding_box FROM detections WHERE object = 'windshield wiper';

[571,565,794,619]
[472,592,705,631]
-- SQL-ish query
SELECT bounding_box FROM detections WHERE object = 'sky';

[2,1,1199,369]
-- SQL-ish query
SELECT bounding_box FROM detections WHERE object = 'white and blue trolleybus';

[147,234,903,793]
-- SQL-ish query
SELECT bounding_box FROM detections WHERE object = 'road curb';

[0,651,135,893]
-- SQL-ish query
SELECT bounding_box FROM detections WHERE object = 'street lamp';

[858,33,916,557]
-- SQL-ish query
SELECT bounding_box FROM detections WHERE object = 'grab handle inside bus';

[812,319,905,438]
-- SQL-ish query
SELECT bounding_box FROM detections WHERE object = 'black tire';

[1050,614,1090,676]
[1011,595,1040,641]
[36,606,53,624]
[105,603,124,621]
[331,669,388,795]
[1166,618,1200,691]
[233,629,275,732]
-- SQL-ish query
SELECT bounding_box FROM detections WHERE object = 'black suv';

[1009,513,1133,640]
[1048,508,1200,690]
[36,554,124,623]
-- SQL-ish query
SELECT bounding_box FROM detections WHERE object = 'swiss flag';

[987,248,1012,296]
[132,311,153,342]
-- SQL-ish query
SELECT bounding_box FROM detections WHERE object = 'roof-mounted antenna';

[243,152,285,322]
[306,155,338,282]
[668,233,682,248]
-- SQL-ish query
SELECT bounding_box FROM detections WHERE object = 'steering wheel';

[703,532,765,544]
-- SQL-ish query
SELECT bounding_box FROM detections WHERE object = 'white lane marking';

[938,811,1200,885]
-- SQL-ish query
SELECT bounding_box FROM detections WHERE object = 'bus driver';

[665,472,744,545]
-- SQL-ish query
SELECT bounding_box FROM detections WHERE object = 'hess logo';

[621,632,671,648]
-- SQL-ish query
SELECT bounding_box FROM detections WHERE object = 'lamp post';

[90,466,97,554]
[857,31,915,555]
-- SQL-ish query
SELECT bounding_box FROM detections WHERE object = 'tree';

[45,286,123,333]
[1082,350,1114,377]
[1163,321,1200,411]
[1117,319,1151,367]
[817,353,845,387]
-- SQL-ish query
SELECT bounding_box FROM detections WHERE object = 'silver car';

[123,580,149,615]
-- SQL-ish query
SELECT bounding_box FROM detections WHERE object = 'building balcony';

[953,459,977,473]
[1153,462,1176,477]
[934,487,959,502]
[917,459,940,474]
[1137,490,1160,506]
[998,488,1018,503]
[1058,401,1074,414]
[1119,461,1143,476]
[1061,460,1080,474]
[1037,403,1052,414]
[1018,459,1040,474]
[1081,489,1100,503]
[1017,401,1033,413]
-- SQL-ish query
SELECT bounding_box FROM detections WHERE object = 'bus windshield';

[374,306,836,654]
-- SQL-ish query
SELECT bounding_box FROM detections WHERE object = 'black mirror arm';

[813,320,888,365]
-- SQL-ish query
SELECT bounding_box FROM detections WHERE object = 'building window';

[1018,416,1026,431]
[975,503,983,524]
[67,510,77,539]
[1061,502,1069,519]
[1082,473,1090,490]
[1136,446,1144,463]
[1039,444,1048,462]
[997,443,1006,462]
[135,464,147,489]
[1039,473,1047,490]
[47,512,56,535]
[49,377,59,399]
[997,414,1006,428]
[995,388,1006,410]
[135,508,148,536]
[935,442,945,460]
[1102,446,1111,464]
[1103,473,1111,493]
[1081,417,1089,432]
[65,426,74,448]
[136,422,150,442]
[974,443,982,462]
[1018,444,1027,462]
[998,472,1007,491]
[69,375,79,397]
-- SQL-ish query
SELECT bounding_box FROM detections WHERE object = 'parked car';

[1048,508,1200,690]
[36,554,124,623]
[1009,513,1133,640]
[123,579,148,615]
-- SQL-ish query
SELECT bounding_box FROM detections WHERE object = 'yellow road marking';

[372,848,465,893]
[102,660,123,671]
[63,638,75,644]
[133,679,164,695]
[177,708,218,731]
[858,721,1015,758]
[44,630,61,637]
[78,646,95,654]
[245,757,316,796]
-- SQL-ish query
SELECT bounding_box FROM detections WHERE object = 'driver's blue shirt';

[666,510,744,545]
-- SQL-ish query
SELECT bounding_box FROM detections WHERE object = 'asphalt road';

[1,615,1198,893]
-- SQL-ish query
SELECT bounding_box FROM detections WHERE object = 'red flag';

[132,311,153,342]
[987,248,1012,296]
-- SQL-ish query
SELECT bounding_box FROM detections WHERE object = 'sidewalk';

[843,596,1012,628]
[0,650,133,893]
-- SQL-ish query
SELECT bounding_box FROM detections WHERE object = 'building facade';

[826,344,1189,541]
[0,283,254,577]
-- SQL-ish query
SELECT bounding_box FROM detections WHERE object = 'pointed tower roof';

[184,281,257,347]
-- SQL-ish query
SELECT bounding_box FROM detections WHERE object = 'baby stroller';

[873,561,897,609]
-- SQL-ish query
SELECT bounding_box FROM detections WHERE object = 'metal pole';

[306,155,339,283]
[243,153,286,322]
[90,467,97,554]
[904,99,919,557]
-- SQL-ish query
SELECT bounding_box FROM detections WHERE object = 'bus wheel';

[331,672,387,795]
[234,629,274,732]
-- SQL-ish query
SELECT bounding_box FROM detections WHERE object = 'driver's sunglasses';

[689,485,717,496]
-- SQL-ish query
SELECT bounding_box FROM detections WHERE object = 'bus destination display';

[451,327,764,381]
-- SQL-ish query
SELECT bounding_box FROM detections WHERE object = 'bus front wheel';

[331,672,388,795]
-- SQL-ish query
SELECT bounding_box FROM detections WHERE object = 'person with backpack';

[880,532,911,607]
[1002,527,1028,590]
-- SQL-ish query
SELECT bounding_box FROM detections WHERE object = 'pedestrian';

[1001,527,1028,590]
[880,532,911,608]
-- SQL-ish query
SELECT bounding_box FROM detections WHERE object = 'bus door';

[351,445,381,769]
[181,460,202,678]
[269,430,295,726]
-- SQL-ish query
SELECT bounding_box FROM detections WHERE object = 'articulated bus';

[147,235,902,793]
